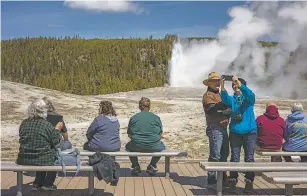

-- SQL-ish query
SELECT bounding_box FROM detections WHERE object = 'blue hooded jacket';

[221,84,257,134]
[86,115,121,151]
[283,111,307,152]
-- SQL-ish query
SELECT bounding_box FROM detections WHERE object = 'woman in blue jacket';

[220,76,257,193]
[84,101,121,152]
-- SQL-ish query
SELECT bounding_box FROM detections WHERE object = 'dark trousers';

[229,131,257,183]
[33,171,57,187]
[126,141,166,168]
[206,125,229,183]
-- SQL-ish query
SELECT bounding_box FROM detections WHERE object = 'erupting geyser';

[169,1,307,99]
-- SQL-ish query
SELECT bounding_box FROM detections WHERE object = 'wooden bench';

[200,162,307,196]
[1,161,94,196]
[262,172,307,196]
[1,150,187,196]
[63,149,188,178]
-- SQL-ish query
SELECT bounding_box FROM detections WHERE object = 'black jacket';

[88,152,120,186]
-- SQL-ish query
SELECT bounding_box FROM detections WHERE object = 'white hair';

[42,96,55,112]
[291,103,304,113]
[27,99,48,119]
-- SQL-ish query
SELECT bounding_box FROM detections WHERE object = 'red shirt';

[256,105,285,150]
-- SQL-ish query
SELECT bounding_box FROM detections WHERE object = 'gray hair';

[27,99,48,119]
[42,97,55,112]
[291,103,304,113]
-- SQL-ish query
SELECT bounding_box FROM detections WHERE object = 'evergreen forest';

[1,35,278,95]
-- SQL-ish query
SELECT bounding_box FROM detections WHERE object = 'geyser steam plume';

[169,1,307,99]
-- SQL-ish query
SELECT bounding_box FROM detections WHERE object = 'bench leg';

[165,157,170,178]
[88,172,95,195]
[111,156,116,162]
[285,184,293,196]
[16,171,23,196]
[216,171,223,196]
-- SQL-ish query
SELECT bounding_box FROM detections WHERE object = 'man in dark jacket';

[256,103,285,162]
[202,72,231,187]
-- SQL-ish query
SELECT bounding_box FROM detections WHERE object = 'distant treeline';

[1,35,278,95]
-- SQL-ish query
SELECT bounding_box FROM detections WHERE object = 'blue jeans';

[229,131,257,183]
[206,125,229,184]
[125,141,166,168]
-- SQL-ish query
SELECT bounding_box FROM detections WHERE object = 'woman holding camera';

[220,76,257,193]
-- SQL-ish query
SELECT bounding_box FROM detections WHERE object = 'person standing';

[202,72,231,187]
[220,76,257,193]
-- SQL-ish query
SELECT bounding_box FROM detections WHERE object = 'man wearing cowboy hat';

[202,72,231,188]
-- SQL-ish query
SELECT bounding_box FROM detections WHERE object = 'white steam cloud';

[169,1,307,99]
[63,0,144,14]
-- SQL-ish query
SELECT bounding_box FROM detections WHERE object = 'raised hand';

[220,78,225,91]
[232,76,241,87]
[55,122,63,131]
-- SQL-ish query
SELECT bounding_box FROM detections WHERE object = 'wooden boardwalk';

[1,162,307,196]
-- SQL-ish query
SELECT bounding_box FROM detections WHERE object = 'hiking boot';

[207,178,217,189]
[146,165,158,176]
[228,178,237,193]
[131,165,141,176]
[244,179,253,193]
[41,184,57,191]
[223,179,230,188]
[31,184,41,191]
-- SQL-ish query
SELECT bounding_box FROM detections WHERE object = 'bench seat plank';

[1,162,93,172]
[257,151,307,156]
[262,172,307,184]
[200,162,307,172]
[72,150,187,157]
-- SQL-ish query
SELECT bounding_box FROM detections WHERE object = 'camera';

[221,75,233,81]
[233,113,243,122]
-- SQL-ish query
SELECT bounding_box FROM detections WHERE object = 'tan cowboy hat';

[203,72,221,86]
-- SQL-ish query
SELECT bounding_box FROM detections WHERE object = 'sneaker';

[31,184,41,191]
[228,178,237,193]
[41,184,57,191]
[131,165,142,176]
[146,165,158,175]
[244,179,253,193]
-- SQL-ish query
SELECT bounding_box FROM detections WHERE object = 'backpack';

[55,148,81,178]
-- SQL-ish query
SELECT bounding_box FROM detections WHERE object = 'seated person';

[42,97,72,150]
[125,97,165,176]
[16,99,63,191]
[84,100,121,152]
[283,103,307,162]
[256,103,285,162]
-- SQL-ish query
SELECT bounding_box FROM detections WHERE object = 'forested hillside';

[1,35,277,95]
